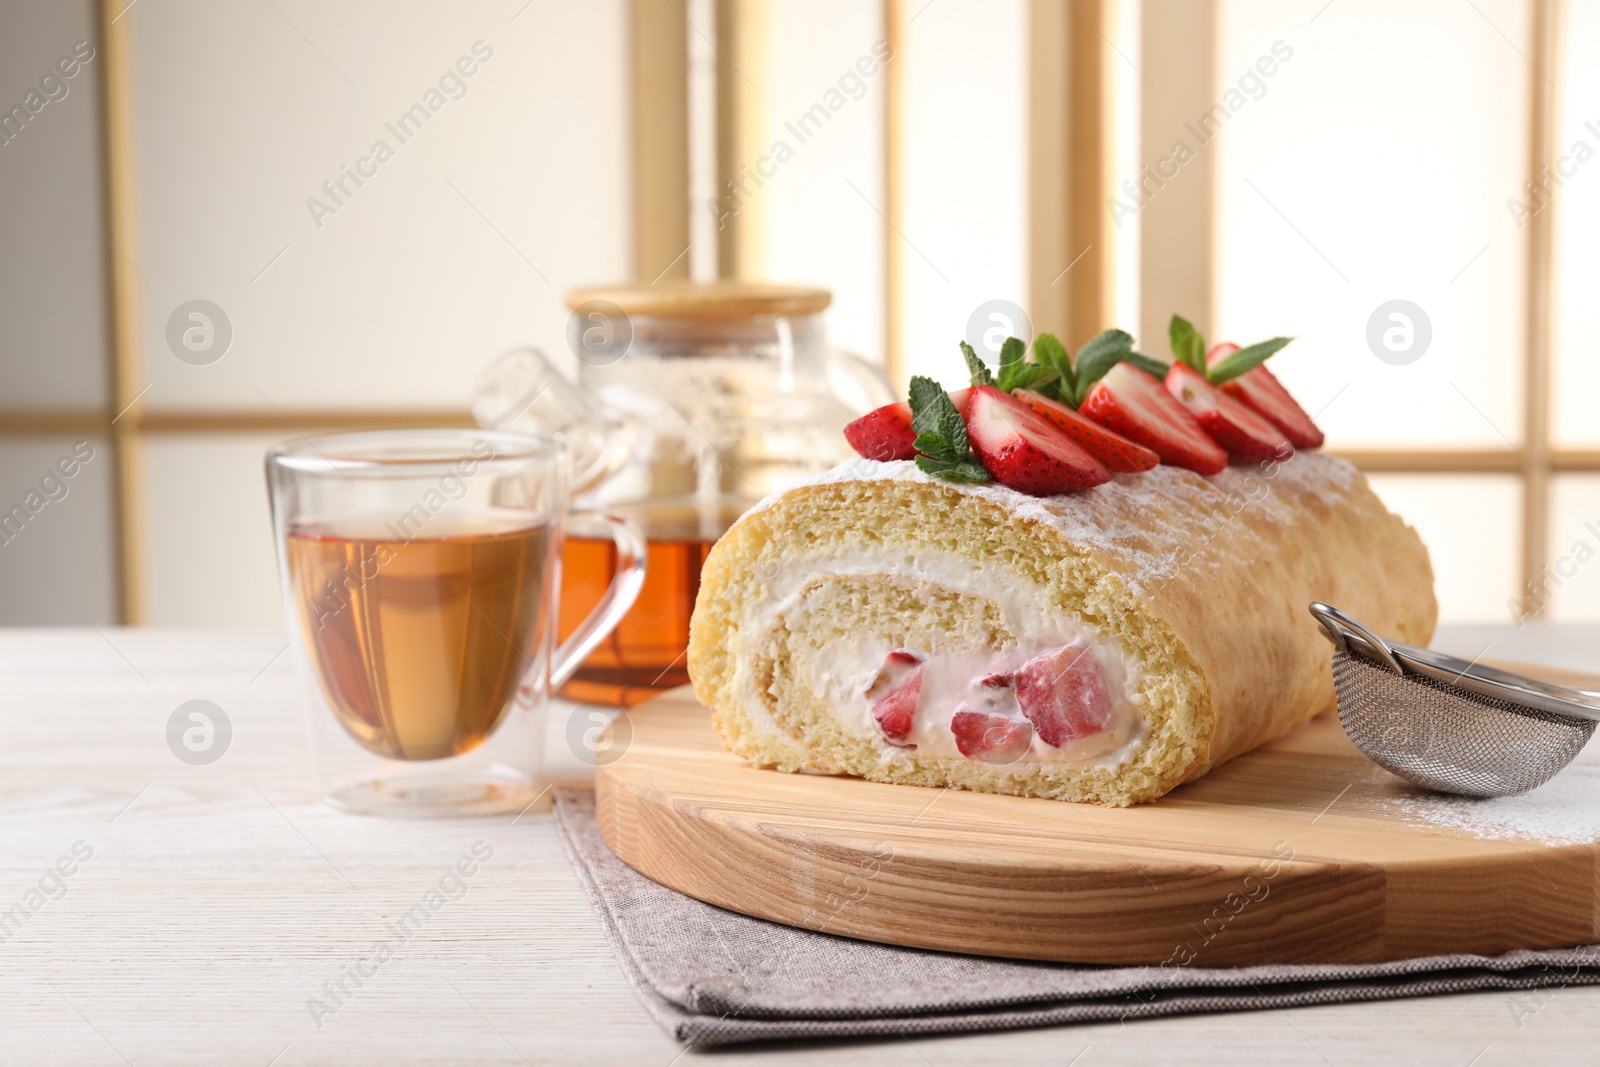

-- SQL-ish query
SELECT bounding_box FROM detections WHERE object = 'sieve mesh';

[1331,651,1596,798]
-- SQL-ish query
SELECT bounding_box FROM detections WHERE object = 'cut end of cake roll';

[688,453,1436,806]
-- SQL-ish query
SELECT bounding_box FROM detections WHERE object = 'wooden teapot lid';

[564,280,831,318]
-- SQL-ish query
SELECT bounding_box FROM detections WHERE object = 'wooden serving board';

[594,673,1600,966]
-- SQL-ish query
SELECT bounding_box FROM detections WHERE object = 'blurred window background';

[0,0,1587,628]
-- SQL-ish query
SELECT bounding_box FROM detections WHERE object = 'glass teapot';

[471,281,893,708]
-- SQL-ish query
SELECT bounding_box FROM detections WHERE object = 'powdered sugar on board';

[1379,756,1600,844]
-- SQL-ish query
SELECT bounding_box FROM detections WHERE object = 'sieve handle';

[1309,602,1404,674]
[1310,601,1600,721]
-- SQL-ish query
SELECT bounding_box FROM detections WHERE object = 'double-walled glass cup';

[266,430,644,817]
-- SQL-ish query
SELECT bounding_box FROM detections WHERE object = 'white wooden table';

[3,625,1598,1066]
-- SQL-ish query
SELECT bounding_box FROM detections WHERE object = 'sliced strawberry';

[865,650,924,744]
[843,390,973,462]
[1222,368,1324,450]
[1164,363,1292,465]
[1014,389,1158,473]
[843,402,916,461]
[1079,363,1228,476]
[963,385,1111,496]
[950,711,1033,764]
[1013,642,1113,747]
[1206,345,1324,450]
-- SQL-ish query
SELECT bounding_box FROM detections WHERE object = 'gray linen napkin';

[553,788,1600,1047]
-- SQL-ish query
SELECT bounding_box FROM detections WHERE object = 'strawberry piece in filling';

[950,710,1034,764]
[865,650,924,744]
[1012,642,1114,747]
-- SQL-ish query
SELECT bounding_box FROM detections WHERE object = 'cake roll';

[686,452,1436,806]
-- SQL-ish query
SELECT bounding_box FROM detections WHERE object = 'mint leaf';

[915,454,991,483]
[1076,328,1133,365]
[912,431,960,462]
[1071,328,1133,405]
[909,375,966,451]
[1031,333,1075,401]
[908,375,949,436]
[960,341,994,387]
[1208,336,1293,384]
[1126,351,1171,378]
[907,374,990,484]
[1169,314,1206,373]
[936,391,968,455]
[996,336,1026,385]
[1003,364,1061,394]
[995,334,1061,394]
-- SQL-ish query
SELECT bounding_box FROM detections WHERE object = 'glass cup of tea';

[266,429,645,818]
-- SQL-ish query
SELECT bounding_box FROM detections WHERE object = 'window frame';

[3,0,1575,623]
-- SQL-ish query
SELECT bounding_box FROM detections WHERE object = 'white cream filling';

[816,636,1140,767]
[734,546,1147,771]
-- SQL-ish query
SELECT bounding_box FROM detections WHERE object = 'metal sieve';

[1308,602,1600,798]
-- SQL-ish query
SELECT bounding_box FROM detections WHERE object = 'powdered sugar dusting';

[748,452,1360,598]
[1379,750,1600,844]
